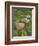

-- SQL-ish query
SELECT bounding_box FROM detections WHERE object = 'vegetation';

[12,7,32,37]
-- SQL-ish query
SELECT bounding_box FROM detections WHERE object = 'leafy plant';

[12,7,32,37]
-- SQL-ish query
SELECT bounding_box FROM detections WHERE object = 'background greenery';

[12,7,32,37]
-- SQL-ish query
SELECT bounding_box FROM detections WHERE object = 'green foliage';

[12,7,32,37]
